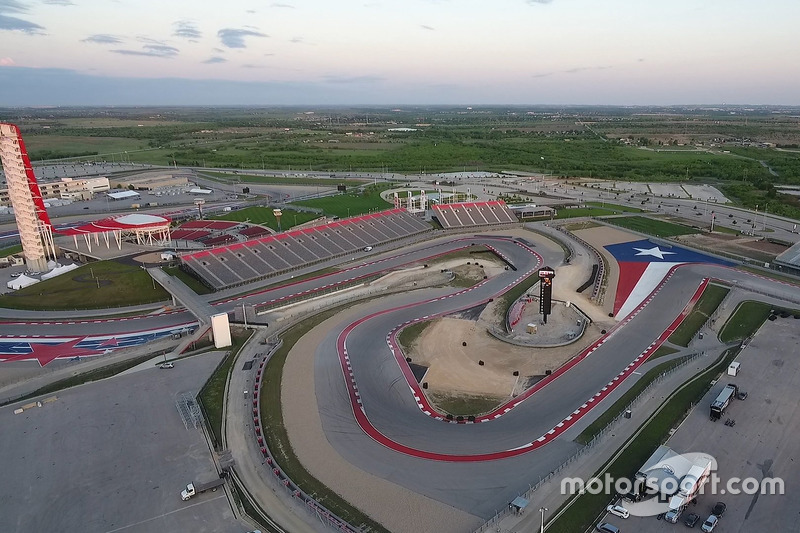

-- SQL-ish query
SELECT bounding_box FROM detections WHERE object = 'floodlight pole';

[540,507,548,533]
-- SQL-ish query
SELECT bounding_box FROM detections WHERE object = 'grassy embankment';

[0,260,169,310]
[667,284,730,347]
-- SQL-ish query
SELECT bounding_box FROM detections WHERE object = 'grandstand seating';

[180,209,431,290]
[432,201,518,229]
[239,226,271,238]
[179,220,239,230]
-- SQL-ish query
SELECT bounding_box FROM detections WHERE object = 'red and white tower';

[0,123,57,272]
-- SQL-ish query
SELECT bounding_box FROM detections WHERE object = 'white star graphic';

[633,246,676,260]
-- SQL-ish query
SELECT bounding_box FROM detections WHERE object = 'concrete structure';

[210,313,232,348]
[508,204,556,220]
[0,123,56,272]
[0,176,109,206]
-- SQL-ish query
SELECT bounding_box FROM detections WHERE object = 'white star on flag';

[633,246,676,260]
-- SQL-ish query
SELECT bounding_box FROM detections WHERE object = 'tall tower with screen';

[0,123,56,272]
[538,266,555,324]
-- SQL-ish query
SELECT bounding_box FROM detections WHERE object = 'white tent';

[41,263,79,280]
[7,274,40,290]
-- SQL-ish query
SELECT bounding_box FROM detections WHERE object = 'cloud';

[420,24,435,31]
[217,28,267,48]
[0,0,45,34]
[202,56,226,64]
[111,44,180,58]
[0,0,27,13]
[42,0,74,5]
[271,2,294,7]
[322,75,384,84]
[0,56,14,66]
[242,63,263,69]
[173,20,201,40]
[526,0,554,4]
[531,72,554,78]
[289,36,303,44]
[82,34,122,44]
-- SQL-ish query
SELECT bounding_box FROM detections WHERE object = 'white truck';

[180,476,226,500]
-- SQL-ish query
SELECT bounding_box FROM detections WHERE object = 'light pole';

[540,507,548,533]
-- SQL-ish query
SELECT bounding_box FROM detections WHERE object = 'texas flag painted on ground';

[605,239,732,320]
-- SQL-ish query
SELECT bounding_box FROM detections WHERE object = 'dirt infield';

[412,316,604,402]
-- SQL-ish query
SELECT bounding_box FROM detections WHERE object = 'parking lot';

[595,315,800,532]
[0,351,251,533]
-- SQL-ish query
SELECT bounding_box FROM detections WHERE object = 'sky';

[0,0,799,106]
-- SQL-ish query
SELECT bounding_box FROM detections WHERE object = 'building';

[507,204,556,220]
[0,123,56,272]
[0,176,109,206]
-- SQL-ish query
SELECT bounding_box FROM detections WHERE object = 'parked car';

[606,504,630,519]
[665,507,683,523]
[712,502,727,517]
[700,514,718,532]
[596,523,620,533]
[363,246,373,252]
[684,512,700,527]
[159,362,175,369]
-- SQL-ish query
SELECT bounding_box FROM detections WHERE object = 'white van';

[363,246,373,252]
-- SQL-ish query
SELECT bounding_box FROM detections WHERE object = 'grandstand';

[180,209,432,290]
[432,201,518,229]
[239,226,272,238]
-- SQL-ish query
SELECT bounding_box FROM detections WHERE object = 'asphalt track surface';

[307,249,800,516]
[5,231,800,519]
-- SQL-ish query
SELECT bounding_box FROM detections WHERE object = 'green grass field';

[0,260,170,310]
[292,187,394,218]
[719,301,774,342]
[0,244,22,258]
[21,135,149,161]
[555,206,618,219]
[668,284,729,346]
[164,266,213,295]
[213,206,321,230]
[606,215,701,237]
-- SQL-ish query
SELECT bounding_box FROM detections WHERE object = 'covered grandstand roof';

[57,213,171,236]
[56,213,172,253]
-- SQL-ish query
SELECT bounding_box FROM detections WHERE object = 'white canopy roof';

[7,274,40,290]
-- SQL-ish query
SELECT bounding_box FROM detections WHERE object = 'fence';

[473,351,703,533]
[553,224,607,303]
